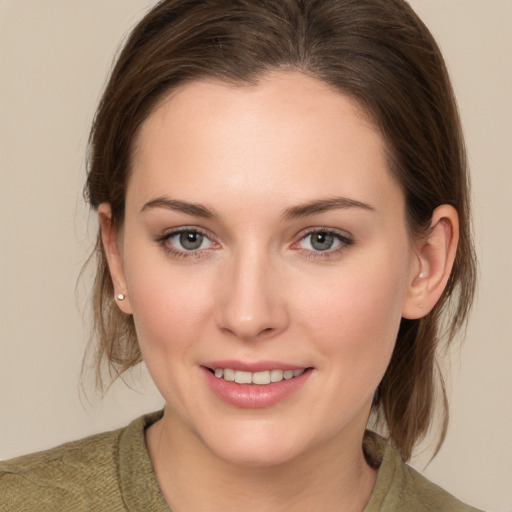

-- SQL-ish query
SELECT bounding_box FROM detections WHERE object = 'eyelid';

[291,227,354,255]
[157,225,211,240]
[294,226,353,241]
[156,226,220,257]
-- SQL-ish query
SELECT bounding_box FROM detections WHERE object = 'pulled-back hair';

[85,0,476,461]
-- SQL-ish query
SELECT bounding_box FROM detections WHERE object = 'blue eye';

[306,232,337,251]
[176,231,207,250]
[160,229,214,254]
[298,230,352,253]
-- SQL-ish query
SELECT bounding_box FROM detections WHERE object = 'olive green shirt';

[0,411,483,511]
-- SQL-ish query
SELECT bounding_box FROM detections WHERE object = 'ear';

[98,203,133,315]
[402,205,459,320]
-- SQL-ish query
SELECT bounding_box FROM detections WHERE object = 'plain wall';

[1,1,511,511]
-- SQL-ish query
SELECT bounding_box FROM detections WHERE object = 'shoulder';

[1,423,126,512]
[364,431,484,512]
[397,461,484,512]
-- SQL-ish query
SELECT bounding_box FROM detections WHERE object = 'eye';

[295,229,353,254]
[302,232,338,251]
[158,228,216,256]
[174,230,209,251]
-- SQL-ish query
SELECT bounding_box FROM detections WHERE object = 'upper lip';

[202,360,309,372]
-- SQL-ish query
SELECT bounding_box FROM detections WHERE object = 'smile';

[202,365,313,408]
[212,368,306,385]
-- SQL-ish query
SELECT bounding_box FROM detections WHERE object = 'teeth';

[224,368,235,382]
[252,370,271,385]
[213,367,306,385]
[270,369,283,382]
[235,371,252,384]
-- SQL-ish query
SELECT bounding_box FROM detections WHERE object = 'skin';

[100,71,458,512]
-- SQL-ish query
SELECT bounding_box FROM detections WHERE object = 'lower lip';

[201,367,312,408]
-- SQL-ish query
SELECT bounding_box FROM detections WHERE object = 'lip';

[202,360,305,372]
[201,362,313,409]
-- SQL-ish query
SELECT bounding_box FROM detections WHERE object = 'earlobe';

[402,205,459,320]
[98,203,133,315]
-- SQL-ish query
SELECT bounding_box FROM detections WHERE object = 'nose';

[215,247,289,341]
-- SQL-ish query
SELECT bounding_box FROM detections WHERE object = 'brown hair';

[85,0,476,461]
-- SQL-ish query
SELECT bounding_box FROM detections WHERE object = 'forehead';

[128,71,400,213]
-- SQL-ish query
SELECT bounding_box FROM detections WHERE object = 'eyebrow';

[141,195,374,220]
[141,197,218,219]
[282,197,375,220]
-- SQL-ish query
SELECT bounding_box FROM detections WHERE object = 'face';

[105,71,421,466]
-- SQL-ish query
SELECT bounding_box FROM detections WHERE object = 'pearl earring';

[116,293,126,301]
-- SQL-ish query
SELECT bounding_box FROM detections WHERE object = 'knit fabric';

[0,411,483,512]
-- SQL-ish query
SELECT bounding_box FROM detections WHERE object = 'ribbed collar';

[362,431,399,511]
[118,410,170,511]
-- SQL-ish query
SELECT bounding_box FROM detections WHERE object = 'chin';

[198,421,311,468]
[211,438,303,468]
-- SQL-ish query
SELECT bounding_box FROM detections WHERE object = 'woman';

[1,0,483,510]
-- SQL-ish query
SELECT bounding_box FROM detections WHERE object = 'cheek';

[122,248,215,357]
[123,261,217,408]
[296,250,410,377]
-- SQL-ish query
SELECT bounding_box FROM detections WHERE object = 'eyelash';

[156,227,217,259]
[155,227,354,260]
[292,228,354,259]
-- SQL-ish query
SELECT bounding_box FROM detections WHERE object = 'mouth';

[207,367,308,385]
[202,364,313,408]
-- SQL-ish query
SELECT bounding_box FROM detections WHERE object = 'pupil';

[312,232,333,251]
[180,231,203,250]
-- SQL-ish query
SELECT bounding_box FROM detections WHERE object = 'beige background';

[1,1,511,510]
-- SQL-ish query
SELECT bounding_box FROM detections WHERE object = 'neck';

[146,409,377,512]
